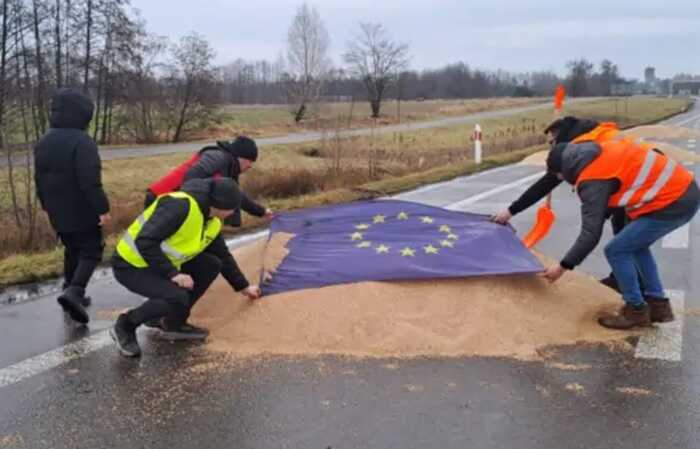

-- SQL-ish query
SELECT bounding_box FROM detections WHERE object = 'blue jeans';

[604,205,698,306]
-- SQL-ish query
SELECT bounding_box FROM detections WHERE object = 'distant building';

[611,81,638,96]
[671,80,700,95]
[644,67,656,85]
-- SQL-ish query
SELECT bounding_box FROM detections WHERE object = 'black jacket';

[34,88,109,233]
[112,179,249,291]
[558,142,700,269]
[183,145,265,226]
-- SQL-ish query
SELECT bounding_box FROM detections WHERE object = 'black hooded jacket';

[183,144,266,226]
[112,178,249,292]
[34,88,110,233]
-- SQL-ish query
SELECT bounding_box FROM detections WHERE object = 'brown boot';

[598,304,651,330]
[646,297,674,323]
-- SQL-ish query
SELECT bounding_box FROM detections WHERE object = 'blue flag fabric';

[260,200,543,295]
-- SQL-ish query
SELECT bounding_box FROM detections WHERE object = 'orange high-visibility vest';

[576,137,694,219]
[571,122,620,144]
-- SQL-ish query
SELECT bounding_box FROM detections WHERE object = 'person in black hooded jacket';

[145,136,273,227]
[34,88,111,324]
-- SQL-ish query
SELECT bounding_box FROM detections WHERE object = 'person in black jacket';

[34,88,111,324]
[145,136,273,227]
[110,178,261,357]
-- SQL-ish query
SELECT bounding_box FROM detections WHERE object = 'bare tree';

[284,3,329,123]
[168,31,216,142]
[344,22,409,118]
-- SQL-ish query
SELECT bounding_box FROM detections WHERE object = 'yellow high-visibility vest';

[116,192,222,269]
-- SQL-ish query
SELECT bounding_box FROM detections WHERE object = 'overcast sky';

[129,0,700,80]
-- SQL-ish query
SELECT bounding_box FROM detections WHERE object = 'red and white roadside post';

[473,124,482,164]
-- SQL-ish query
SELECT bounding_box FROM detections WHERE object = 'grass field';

[184,97,547,140]
[0,95,692,287]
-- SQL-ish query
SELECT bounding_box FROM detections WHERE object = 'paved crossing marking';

[635,290,685,362]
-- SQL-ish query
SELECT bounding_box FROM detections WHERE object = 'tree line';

[0,0,651,148]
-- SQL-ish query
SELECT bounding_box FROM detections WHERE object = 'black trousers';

[113,252,222,327]
[58,226,104,290]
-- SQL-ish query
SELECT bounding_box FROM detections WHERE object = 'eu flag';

[260,200,543,295]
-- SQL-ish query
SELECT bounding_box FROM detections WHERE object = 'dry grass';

[0,95,691,287]
[185,97,546,141]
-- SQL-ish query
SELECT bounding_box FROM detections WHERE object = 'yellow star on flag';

[397,212,409,220]
[355,223,370,230]
[423,244,439,255]
[356,241,372,248]
[400,247,416,257]
[439,225,452,233]
[373,214,386,224]
[420,216,434,224]
[375,244,390,254]
[440,240,455,248]
[350,232,363,241]
[447,233,459,240]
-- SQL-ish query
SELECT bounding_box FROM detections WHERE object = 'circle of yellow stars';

[349,211,459,257]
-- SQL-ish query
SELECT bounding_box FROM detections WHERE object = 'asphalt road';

[1,102,699,449]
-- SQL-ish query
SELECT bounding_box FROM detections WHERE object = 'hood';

[180,178,213,217]
[561,141,602,184]
[544,116,599,144]
[49,88,94,130]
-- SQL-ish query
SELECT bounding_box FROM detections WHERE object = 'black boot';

[57,286,89,324]
[110,314,141,357]
[158,319,209,341]
[62,282,91,307]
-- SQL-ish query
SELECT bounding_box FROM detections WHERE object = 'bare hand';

[490,209,512,225]
[242,285,261,300]
[540,265,565,283]
[99,213,112,226]
[171,273,194,290]
[264,208,274,221]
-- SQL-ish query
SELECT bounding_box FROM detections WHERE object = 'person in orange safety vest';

[540,130,699,330]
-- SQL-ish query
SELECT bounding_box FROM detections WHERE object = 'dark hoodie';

[183,143,266,226]
[112,178,249,291]
[34,88,109,232]
[507,117,599,215]
[557,142,700,269]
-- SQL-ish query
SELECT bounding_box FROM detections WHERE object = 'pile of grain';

[191,238,632,360]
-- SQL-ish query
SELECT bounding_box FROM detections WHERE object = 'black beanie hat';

[546,143,567,174]
[217,136,258,161]
[544,116,599,145]
[209,178,241,210]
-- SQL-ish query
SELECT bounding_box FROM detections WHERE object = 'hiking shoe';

[57,287,89,324]
[143,318,165,331]
[598,304,652,330]
[109,314,141,357]
[646,297,674,323]
[158,322,209,341]
[599,274,620,293]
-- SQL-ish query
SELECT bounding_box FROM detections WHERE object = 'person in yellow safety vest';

[109,178,261,357]
[540,132,699,329]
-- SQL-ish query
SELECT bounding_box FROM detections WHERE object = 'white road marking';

[445,172,546,211]
[635,290,685,362]
[0,331,113,388]
[672,113,700,127]
[688,139,697,144]
[662,224,690,248]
